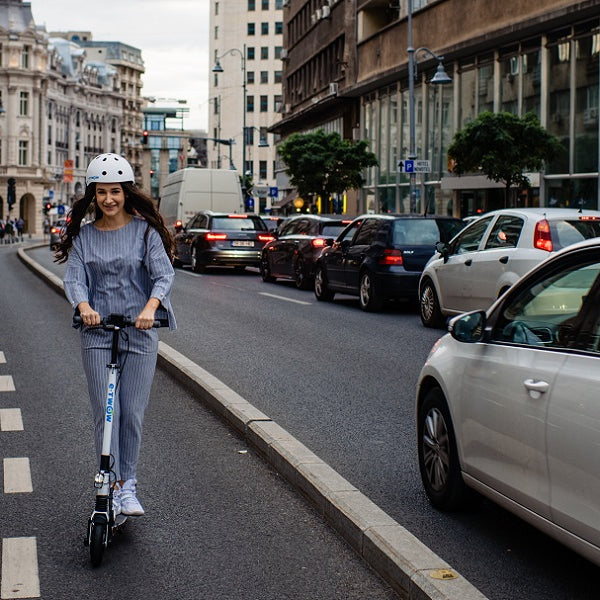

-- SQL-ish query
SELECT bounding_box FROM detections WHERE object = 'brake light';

[228,214,248,218]
[311,238,327,248]
[379,249,404,265]
[258,234,275,243]
[206,232,227,241]
[175,220,182,228]
[50,226,61,234]
[579,215,600,221]
[533,219,553,252]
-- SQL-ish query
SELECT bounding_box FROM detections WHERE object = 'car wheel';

[314,266,334,301]
[191,248,206,274]
[417,387,467,510]
[294,258,311,290]
[260,254,275,282]
[359,271,383,312]
[420,279,444,328]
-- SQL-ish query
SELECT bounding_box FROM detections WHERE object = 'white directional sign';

[397,159,431,173]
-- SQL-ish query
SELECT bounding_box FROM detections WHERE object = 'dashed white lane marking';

[3,458,33,494]
[1,537,40,599]
[0,410,23,432]
[0,376,15,392]
[0,352,5,363]
[259,292,312,306]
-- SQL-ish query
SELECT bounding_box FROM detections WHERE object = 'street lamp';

[212,45,247,198]
[407,0,451,213]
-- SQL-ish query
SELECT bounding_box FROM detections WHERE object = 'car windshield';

[550,219,600,251]
[393,219,447,246]
[321,223,347,238]
[211,217,266,231]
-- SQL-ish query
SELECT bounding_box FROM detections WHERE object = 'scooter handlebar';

[73,314,169,329]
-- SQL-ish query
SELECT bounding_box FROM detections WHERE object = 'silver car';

[419,207,600,327]
[416,238,600,566]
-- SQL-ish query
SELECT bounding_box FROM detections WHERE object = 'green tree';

[278,130,378,211]
[448,112,563,206]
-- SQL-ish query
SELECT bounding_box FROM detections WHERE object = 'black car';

[314,214,464,311]
[260,214,353,289]
[49,218,68,250]
[173,211,274,273]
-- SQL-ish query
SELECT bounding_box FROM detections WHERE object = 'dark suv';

[173,211,274,273]
[260,214,353,289]
[314,214,464,311]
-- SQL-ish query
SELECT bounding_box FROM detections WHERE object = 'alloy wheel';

[422,407,450,492]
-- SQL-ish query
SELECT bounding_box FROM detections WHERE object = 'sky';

[30,0,210,131]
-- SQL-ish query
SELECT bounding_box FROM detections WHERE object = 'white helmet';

[85,153,135,186]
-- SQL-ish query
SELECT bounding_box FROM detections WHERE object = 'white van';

[159,168,245,234]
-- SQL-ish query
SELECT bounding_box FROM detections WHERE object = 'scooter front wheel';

[89,523,106,566]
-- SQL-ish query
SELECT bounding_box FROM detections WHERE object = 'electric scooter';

[76,313,166,566]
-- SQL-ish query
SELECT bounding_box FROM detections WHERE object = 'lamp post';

[212,45,247,198]
[407,0,451,213]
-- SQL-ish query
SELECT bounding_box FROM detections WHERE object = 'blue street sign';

[268,186,278,197]
[57,204,65,216]
[404,160,414,173]
[48,189,54,199]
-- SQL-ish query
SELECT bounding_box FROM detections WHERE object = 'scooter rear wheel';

[89,523,106,566]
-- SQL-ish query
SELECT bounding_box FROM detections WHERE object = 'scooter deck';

[112,514,128,532]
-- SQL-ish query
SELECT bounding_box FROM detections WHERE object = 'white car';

[416,238,600,566]
[419,207,600,327]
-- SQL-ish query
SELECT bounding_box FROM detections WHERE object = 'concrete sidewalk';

[17,243,488,600]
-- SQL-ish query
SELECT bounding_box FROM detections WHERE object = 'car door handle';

[523,379,550,396]
[499,256,509,264]
[464,259,472,266]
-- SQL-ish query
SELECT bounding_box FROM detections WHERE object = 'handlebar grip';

[73,315,169,328]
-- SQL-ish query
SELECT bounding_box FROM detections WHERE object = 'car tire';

[191,248,206,274]
[420,279,444,328]
[417,387,468,511]
[294,257,311,290]
[314,265,334,301]
[260,254,276,282]
[359,271,383,312]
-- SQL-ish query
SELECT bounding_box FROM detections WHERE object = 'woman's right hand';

[77,302,101,326]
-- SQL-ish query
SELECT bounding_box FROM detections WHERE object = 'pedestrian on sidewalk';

[55,153,177,517]
[16,217,24,241]
[4,218,13,243]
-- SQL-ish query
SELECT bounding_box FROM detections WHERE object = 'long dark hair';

[54,182,174,264]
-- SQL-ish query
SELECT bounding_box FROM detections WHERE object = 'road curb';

[18,245,488,600]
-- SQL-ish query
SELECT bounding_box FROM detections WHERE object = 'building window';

[246,127,254,145]
[260,71,268,84]
[18,140,28,165]
[21,45,29,69]
[248,0,255,9]
[274,70,282,83]
[262,0,269,8]
[275,0,283,8]
[247,47,255,60]
[214,26,218,39]
[214,73,219,87]
[247,23,255,35]
[215,1,219,14]
[19,91,29,116]
[259,160,267,180]
[47,125,52,144]
[275,21,283,35]
[247,71,255,84]
[247,95,255,112]
[261,46,269,60]
[261,22,269,35]
[273,94,282,111]
[260,95,268,112]
[245,160,253,175]
[274,46,282,60]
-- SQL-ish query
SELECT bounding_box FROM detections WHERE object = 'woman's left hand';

[135,306,156,329]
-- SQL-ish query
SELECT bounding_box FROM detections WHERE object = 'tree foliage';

[448,112,563,204]
[278,130,378,207]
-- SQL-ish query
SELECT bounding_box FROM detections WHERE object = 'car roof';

[469,207,600,220]
[353,213,461,221]
[284,214,353,222]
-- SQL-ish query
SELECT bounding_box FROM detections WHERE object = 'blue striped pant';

[81,329,158,482]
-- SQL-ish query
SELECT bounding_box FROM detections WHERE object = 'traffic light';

[141,130,149,145]
[7,177,15,207]
[43,201,51,215]
[149,169,154,177]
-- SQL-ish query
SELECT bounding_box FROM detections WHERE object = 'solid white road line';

[3,458,33,494]
[0,376,15,392]
[1,537,40,599]
[0,351,5,363]
[259,292,312,306]
[0,409,23,432]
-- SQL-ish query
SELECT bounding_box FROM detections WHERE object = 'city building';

[208,0,284,212]
[273,0,600,216]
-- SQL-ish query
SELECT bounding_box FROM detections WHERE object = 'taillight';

[378,249,404,265]
[206,232,227,241]
[50,227,60,234]
[311,238,327,248]
[175,220,182,228]
[533,219,553,252]
[258,234,275,243]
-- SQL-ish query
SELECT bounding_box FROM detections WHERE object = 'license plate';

[232,241,254,247]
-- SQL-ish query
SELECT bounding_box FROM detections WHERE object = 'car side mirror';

[323,237,335,247]
[449,310,486,343]
[436,241,450,263]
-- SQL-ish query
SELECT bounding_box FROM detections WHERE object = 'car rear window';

[550,219,600,250]
[393,219,454,246]
[211,216,267,231]
[321,223,347,238]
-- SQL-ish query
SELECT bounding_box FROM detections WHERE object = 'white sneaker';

[119,479,145,516]
[111,488,122,518]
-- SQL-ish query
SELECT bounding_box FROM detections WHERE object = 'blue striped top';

[64,217,177,331]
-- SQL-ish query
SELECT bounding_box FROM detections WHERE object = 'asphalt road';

[26,243,600,599]
[0,244,397,600]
